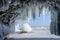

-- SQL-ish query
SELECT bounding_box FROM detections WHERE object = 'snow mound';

[21,23,32,33]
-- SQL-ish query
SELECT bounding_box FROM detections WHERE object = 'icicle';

[27,7,32,23]
[27,6,28,17]
[32,12,35,20]
[31,4,36,20]
[42,7,46,21]
[35,6,39,17]
[39,7,40,17]
[38,4,42,17]
[22,8,27,20]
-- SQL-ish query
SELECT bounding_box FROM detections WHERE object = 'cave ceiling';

[0,0,60,25]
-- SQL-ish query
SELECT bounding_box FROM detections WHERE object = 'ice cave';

[0,0,60,40]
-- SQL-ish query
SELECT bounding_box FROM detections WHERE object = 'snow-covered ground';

[5,27,60,40]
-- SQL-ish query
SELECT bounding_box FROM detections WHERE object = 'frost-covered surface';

[0,22,15,37]
[6,27,60,39]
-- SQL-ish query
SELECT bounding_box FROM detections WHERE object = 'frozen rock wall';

[50,8,60,35]
[57,11,60,35]
[50,9,58,35]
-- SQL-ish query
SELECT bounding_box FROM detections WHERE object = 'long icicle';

[42,7,46,21]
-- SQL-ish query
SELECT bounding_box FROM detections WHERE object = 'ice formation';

[21,23,32,33]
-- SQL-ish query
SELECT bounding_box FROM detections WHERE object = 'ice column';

[27,6,32,23]
[42,7,46,21]
[35,6,39,17]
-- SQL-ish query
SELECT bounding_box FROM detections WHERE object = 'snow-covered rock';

[20,23,32,33]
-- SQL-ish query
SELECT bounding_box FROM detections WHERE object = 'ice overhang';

[0,0,60,25]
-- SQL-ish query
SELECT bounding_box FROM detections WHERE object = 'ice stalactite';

[39,4,42,17]
[42,7,46,21]
[26,6,28,17]
[31,4,36,20]
[27,6,32,23]
[35,6,39,17]
[39,7,41,17]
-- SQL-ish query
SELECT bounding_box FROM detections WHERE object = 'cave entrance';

[14,5,58,37]
[0,0,60,38]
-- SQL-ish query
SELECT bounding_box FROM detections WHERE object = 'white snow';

[20,23,32,32]
[14,23,21,32]
[6,27,60,38]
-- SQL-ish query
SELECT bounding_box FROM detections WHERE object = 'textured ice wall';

[0,21,15,37]
[0,0,60,38]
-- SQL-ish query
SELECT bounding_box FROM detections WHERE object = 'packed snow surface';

[6,27,60,38]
